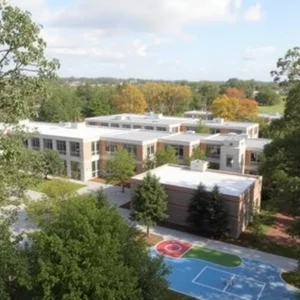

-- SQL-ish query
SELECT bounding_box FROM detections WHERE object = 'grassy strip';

[258,101,284,113]
[183,246,242,267]
[282,271,300,289]
[165,290,196,300]
[30,179,84,193]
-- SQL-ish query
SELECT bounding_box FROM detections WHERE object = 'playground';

[152,240,298,300]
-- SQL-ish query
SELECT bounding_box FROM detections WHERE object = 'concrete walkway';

[23,179,298,272]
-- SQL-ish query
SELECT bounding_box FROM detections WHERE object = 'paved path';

[22,180,298,272]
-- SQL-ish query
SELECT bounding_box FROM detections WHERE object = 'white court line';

[165,244,182,252]
[256,283,266,300]
[179,244,194,258]
[192,267,208,284]
[223,275,235,292]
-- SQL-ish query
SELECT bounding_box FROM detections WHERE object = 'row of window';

[29,138,81,157]
[98,122,180,132]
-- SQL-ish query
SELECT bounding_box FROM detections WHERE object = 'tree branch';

[0,47,13,66]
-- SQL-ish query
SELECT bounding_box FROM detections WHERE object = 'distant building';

[131,160,262,237]
[183,110,213,120]
[258,112,282,124]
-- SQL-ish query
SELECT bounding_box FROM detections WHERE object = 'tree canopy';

[255,86,281,106]
[131,173,168,235]
[155,147,178,167]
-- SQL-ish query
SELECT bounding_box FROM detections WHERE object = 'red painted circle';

[156,240,193,258]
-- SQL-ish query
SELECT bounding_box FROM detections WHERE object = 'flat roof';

[132,165,257,196]
[184,110,212,115]
[86,114,187,126]
[159,132,212,144]
[24,122,126,140]
[100,130,171,144]
[245,138,271,150]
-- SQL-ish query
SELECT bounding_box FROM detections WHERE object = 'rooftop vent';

[190,160,209,172]
[114,115,126,120]
[71,122,85,129]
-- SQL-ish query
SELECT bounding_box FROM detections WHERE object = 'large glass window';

[91,141,99,156]
[100,122,109,127]
[206,145,221,158]
[133,125,142,129]
[147,144,155,157]
[123,144,137,156]
[122,124,131,129]
[169,145,184,160]
[105,142,117,153]
[70,161,81,180]
[156,126,166,131]
[31,138,40,151]
[250,152,260,164]
[70,142,80,157]
[111,123,119,128]
[56,140,66,155]
[210,128,220,134]
[43,139,53,150]
[91,160,100,177]
[145,126,154,131]
[226,155,234,167]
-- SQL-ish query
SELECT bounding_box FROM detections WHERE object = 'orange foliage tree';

[224,88,246,99]
[211,95,258,121]
[112,84,147,114]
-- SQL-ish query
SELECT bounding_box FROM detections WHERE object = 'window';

[133,125,142,129]
[91,141,99,156]
[124,144,137,156]
[144,126,154,130]
[147,144,155,157]
[31,138,40,151]
[226,155,234,168]
[229,130,242,134]
[56,140,66,155]
[70,161,81,180]
[122,124,131,129]
[43,139,53,150]
[156,126,166,131]
[88,122,97,126]
[171,127,179,133]
[100,122,109,127]
[106,142,117,153]
[206,145,220,158]
[111,123,119,128]
[210,128,220,134]
[70,142,80,157]
[250,152,260,164]
[209,162,220,170]
[254,127,258,135]
[169,145,184,159]
[91,160,100,177]
[186,126,196,131]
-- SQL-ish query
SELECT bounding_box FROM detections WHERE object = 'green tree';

[255,87,281,106]
[131,173,168,236]
[109,148,136,192]
[88,85,114,116]
[21,193,170,299]
[41,150,64,179]
[184,148,206,166]
[0,2,58,205]
[187,184,229,236]
[39,82,82,122]
[250,208,264,241]
[197,82,220,108]
[221,78,256,98]
[155,147,178,167]
[195,120,210,134]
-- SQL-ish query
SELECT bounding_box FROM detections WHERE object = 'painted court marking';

[192,267,266,300]
[156,240,193,258]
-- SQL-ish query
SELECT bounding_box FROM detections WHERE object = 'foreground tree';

[109,148,136,192]
[187,184,229,236]
[0,2,58,204]
[131,173,168,236]
[21,193,170,299]
[40,150,64,179]
[112,84,147,114]
[155,147,178,167]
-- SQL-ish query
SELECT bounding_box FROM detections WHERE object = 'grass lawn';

[183,246,242,267]
[258,100,285,114]
[165,290,195,300]
[30,179,85,193]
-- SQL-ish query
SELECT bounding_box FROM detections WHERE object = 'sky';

[9,0,300,81]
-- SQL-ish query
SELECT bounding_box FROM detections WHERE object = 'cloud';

[244,4,263,22]
[242,46,276,61]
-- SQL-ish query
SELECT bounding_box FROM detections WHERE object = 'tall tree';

[222,78,256,98]
[255,87,281,106]
[88,85,114,116]
[109,147,136,192]
[0,2,58,204]
[40,150,64,179]
[196,82,220,109]
[224,88,246,99]
[139,82,165,112]
[21,193,170,299]
[131,173,168,236]
[112,84,147,114]
[155,147,178,167]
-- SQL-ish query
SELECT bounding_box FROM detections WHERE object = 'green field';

[258,100,285,114]
[183,246,242,267]
[30,179,85,193]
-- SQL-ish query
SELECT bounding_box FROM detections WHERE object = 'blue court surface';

[150,247,299,300]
